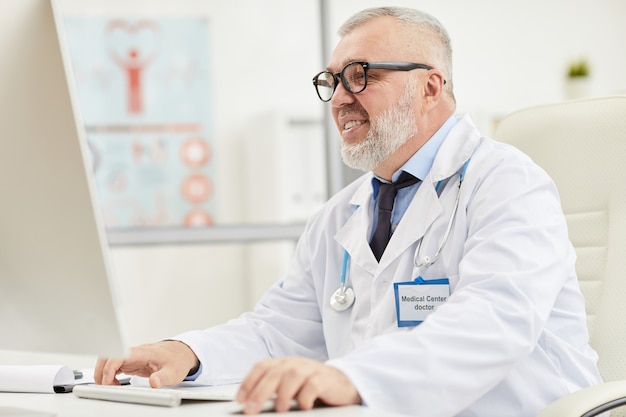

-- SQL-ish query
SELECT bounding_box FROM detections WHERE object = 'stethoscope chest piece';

[330,286,355,312]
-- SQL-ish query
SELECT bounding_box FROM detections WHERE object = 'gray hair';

[338,7,454,100]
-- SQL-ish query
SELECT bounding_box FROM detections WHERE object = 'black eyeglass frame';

[312,61,444,102]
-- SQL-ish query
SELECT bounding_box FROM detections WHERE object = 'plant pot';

[565,77,590,100]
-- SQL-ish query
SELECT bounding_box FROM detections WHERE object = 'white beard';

[341,78,418,172]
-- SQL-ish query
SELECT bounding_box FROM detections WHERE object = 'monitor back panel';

[0,0,127,357]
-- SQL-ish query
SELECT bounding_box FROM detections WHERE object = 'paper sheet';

[0,365,75,393]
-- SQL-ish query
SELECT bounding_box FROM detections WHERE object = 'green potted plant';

[568,60,590,78]
[565,59,591,99]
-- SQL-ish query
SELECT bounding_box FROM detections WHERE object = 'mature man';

[96,7,602,416]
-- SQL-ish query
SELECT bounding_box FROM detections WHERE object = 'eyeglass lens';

[342,62,367,94]
[314,73,335,101]
[314,62,368,102]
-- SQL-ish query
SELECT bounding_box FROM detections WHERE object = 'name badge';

[393,276,450,327]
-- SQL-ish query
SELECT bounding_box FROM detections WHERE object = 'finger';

[148,364,185,388]
[297,367,361,408]
[274,367,307,412]
[99,358,125,385]
[236,360,272,403]
[94,357,107,385]
[295,374,323,410]
[243,373,281,415]
[241,362,284,414]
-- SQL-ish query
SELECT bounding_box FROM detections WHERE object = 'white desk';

[0,352,407,416]
[0,392,407,417]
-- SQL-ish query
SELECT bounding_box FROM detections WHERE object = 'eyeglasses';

[312,61,442,102]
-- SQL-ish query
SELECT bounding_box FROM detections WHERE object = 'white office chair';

[493,96,626,417]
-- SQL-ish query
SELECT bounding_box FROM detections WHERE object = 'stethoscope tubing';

[414,158,469,268]
[339,249,350,287]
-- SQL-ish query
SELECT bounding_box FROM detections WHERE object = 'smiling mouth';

[344,120,368,131]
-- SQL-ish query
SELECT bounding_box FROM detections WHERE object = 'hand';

[94,340,199,388]
[236,357,361,414]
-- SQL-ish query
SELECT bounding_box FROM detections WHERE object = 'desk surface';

[0,392,407,417]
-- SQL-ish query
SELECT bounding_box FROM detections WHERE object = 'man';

[96,7,602,416]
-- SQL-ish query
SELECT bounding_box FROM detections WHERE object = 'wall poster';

[64,17,215,228]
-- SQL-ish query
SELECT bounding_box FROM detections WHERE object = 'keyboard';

[73,383,239,407]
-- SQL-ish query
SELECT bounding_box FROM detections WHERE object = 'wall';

[57,0,626,348]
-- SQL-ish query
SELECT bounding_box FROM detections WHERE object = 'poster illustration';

[64,18,214,228]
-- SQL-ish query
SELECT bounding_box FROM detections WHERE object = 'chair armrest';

[536,380,626,417]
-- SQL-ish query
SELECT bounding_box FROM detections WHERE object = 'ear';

[422,71,446,108]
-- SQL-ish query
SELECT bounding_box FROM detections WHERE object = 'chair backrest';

[493,96,626,396]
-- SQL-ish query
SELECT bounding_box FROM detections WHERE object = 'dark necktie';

[370,172,420,261]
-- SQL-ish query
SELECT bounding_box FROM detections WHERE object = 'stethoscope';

[330,158,471,312]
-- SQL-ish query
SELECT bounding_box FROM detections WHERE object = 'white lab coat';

[177,115,602,416]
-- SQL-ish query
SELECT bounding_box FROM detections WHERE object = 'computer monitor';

[0,0,127,357]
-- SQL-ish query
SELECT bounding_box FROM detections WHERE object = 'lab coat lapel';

[378,115,480,269]
[335,179,379,274]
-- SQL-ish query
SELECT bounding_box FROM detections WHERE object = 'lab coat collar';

[334,115,481,274]
[428,114,479,183]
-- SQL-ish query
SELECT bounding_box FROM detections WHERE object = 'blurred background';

[56,0,626,346]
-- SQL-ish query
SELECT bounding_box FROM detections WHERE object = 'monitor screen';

[0,0,127,357]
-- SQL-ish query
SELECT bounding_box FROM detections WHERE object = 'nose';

[330,80,355,107]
